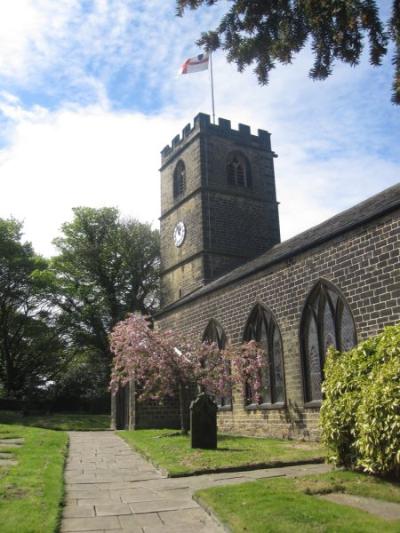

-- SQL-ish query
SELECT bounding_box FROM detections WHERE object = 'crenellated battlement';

[161,113,271,164]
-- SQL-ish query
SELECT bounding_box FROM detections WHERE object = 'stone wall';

[134,397,181,430]
[155,207,400,440]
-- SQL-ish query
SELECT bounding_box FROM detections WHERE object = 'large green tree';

[177,0,400,104]
[0,218,64,398]
[51,207,160,384]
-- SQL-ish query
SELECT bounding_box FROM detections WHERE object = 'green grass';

[0,423,68,533]
[119,429,325,476]
[195,470,400,532]
[0,410,110,431]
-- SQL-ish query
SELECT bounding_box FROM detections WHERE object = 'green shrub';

[320,324,400,476]
[320,336,380,466]
[356,357,400,476]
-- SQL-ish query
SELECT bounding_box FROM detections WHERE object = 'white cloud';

[0,99,185,255]
[0,0,398,258]
[1,79,398,258]
[0,0,226,105]
[177,51,399,239]
[0,1,80,81]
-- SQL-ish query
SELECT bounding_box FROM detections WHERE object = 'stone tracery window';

[243,304,285,406]
[173,160,186,198]
[301,280,357,403]
[202,319,231,409]
[227,152,252,188]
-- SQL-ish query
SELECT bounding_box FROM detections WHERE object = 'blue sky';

[0,0,399,256]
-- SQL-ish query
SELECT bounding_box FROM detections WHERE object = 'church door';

[115,384,129,429]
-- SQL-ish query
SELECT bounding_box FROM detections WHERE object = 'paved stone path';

[62,431,331,533]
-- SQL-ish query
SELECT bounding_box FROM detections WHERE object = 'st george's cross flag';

[179,53,209,75]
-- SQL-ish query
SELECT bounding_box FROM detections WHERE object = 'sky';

[0,0,399,257]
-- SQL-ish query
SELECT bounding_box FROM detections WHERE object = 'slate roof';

[157,183,400,316]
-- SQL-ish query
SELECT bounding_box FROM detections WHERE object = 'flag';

[179,53,209,75]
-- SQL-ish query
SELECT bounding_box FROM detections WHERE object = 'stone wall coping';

[156,183,400,317]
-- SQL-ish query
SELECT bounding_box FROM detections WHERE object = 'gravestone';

[190,393,217,449]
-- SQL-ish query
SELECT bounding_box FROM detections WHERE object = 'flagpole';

[209,52,216,124]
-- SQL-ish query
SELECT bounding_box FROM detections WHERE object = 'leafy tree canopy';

[177,0,400,104]
[51,207,160,381]
[0,218,65,398]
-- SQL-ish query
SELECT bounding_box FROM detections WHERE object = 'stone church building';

[112,113,400,439]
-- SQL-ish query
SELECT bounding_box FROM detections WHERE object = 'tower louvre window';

[226,152,252,188]
[243,304,285,406]
[300,280,357,403]
[173,160,186,199]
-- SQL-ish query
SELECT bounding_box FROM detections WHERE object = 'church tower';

[159,113,280,307]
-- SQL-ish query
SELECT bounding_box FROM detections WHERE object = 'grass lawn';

[0,410,110,431]
[195,470,400,532]
[0,422,68,533]
[119,429,325,476]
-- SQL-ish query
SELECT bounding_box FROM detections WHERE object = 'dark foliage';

[51,207,160,384]
[177,0,400,104]
[0,218,66,398]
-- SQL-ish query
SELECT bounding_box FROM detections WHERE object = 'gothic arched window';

[301,280,357,403]
[227,152,252,188]
[243,304,285,406]
[202,319,231,408]
[173,160,186,199]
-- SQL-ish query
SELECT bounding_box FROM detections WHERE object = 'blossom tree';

[110,314,234,432]
[234,340,267,404]
[110,315,268,432]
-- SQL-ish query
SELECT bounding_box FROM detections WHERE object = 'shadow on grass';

[216,447,250,452]
[0,411,110,431]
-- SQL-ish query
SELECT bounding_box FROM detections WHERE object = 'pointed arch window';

[227,152,252,188]
[173,160,186,199]
[202,319,231,409]
[243,304,285,406]
[301,280,357,403]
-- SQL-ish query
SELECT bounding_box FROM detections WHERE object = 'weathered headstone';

[190,393,217,449]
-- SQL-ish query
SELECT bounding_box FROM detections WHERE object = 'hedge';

[320,324,400,477]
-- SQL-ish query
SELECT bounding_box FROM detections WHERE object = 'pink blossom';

[110,315,267,406]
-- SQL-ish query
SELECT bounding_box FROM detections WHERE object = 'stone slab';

[0,459,17,466]
[62,505,95,518]
[160,507,215,527]
[320,492,400,521]
[119,488,159,503]
[0,452,13,458]
[130,498,198,513]
[77,497,122,507]
[0,438,24,445]
[119,512,161,529]
[94,503,132,516]
[61,516,120,531]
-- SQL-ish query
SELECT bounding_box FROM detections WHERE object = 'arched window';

[301,280,357,403]
[227,152,252,188]
[173,160,186,198]
[202,319,231,408]
[243,304,285,405]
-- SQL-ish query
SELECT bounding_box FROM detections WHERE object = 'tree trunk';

[178,383,189,434]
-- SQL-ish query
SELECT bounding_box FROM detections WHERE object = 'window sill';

[259,402,285,411]
[304,400,322,409]
[244,403,258,411]
[245,402,286,411]
[218,405,232,412]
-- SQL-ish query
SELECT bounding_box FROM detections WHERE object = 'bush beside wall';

[321,324,400,477]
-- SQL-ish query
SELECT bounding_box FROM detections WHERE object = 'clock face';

[173,221,186,247]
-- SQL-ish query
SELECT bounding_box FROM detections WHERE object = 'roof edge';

[155,183,400,318]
